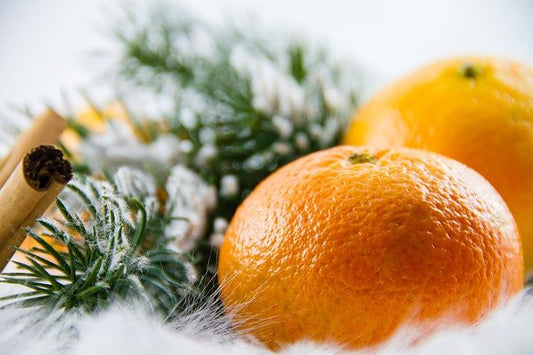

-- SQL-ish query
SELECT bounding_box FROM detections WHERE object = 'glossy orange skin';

[217,146,523,350]
[343,56,533,270]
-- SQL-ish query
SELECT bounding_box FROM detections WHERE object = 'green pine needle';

[108,3,361,223]
[1,174,201,316]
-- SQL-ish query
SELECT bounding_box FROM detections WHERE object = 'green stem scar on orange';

[348,153,377,164]
[459,62,483,79]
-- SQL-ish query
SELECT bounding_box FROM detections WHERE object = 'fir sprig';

[104,3,361,223]
[1,172,200,316]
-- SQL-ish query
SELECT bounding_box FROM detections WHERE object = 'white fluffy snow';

[0,287,532,354]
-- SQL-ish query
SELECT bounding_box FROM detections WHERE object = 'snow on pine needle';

[79,120,185,177]
[107,2,361,223]
[164,165,217,253]
[0,166,215,316]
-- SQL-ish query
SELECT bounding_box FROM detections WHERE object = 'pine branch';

[0,171,202,316]
[102,2,362,222]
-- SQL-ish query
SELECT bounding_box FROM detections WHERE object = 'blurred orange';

[344,56,533,270]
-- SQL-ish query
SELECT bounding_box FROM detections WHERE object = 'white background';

[0,0,532,107]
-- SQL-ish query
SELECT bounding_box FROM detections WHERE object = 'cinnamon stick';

[0,109,66,189]
[0,145,72,271]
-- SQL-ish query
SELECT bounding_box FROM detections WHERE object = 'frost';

[177,90,208,117]
[164,165,217,252]
[79,121,184,175]
[195,144,217,167]
[209,217,228,248]
[323,87,344,112]
[114,167,159,219]
[55,176,137,273]
[320,118,340,147]
[295,132,310,151]
[272,142,292,155]
[230,45,308,121]
[114,167,157,197]
[199,128,216,144]
[178,140,194,154]
[179,107,197,129]
[148,135,184,168]
[119,81,178,121]
[173,26,216,59]
[272,115,293,138]
[220,175,239,197]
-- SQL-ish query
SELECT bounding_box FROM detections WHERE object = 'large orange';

[217,146,523,350]
[343,56,533,270]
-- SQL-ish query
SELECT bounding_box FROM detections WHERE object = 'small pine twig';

[0,172,201,316]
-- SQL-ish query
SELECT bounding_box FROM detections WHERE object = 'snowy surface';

[0,0,532,107]
[0,287,532,354]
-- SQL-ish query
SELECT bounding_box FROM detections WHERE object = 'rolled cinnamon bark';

[0,145,72,271]
[0,109,66,189]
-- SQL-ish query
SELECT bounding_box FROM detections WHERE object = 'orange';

[217,146,523,350]
[343,56,533,270]
[60,101,129,153]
